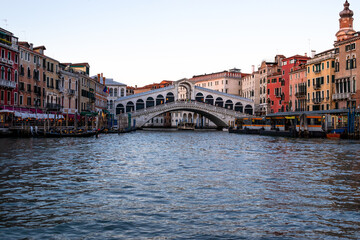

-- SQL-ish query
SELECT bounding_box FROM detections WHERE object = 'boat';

[43,130,97,138]
[177,122,195,130]
[326,129,344,139]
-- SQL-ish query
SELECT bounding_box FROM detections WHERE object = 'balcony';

[312,98,324,104]
[58,87,64,93]
[332,92,352,100]
[67,89,75,95]
[295,92,306,98]
[0,79,16,88]
[313,83,321,90]
[46,103,61,111]
[314,69,321,74]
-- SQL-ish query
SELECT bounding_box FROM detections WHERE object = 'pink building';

[289,65,307,112]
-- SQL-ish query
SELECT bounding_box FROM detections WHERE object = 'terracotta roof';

[283,55,311,60]
[71,63,90,67]
[33,46,46,50]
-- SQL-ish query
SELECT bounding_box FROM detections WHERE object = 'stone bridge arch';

[121,101,249,129]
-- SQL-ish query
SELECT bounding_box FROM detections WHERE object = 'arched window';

[136,99,145,110]
[244,105,253,115]
[146,97,155,108]
[126,101,135,112]
[109,88,113,97]
[225,100,233,109]
[114,88,118,97]
[353,55,357,69]
[1,67,4,79]
[156,95,164,105]
[14,70,18,82]
[205,95,214,105]
[166,92,174,103]
[7,69,11,81]
[234,102,243,112]
[121,88,124,97]
[27,67,31,78]
[195,93,204,102]
[116,104,125,114]
[215,97,224,107]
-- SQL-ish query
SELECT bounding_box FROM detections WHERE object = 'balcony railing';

[295,92,306,98]
[0,78,16,88]
[312,98,324,104]
[46,103,61,111]
[332,92,352,100]
[313,83,321,90]
[67,89,75,95]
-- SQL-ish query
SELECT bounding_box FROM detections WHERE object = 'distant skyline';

[2,0,358,86]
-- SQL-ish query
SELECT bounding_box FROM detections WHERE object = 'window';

[27,67,31,78]
[27,97,31,106]
[7,69,11,81]
[14,92,17,105]
[19,95,23,105]
[335,61,340,72]
[327,75,329,84]
[327,61,329,69]
[7,91,10,104]
[1,67,4,79]
[1,49,4,58]
[0,91,3,102]
[14,70,17,82]
[8,52,11,60]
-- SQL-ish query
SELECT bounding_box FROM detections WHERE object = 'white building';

[105,78,127,112]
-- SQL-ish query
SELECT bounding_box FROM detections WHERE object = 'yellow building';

[306,49,336,111]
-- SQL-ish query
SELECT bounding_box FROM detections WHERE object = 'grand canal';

[1,131,360,239]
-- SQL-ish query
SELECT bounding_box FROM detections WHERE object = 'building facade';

[0,28,18,110]
[59,64,78,117]
[333,0,359,110]
[265,55,285,114]
[190,68,246,96]
[104,77,127,112]
[18,42,45,113]
[306,49,336,111]
[42,54,62,113]
[289,65,307,112]
[281,55,311,112]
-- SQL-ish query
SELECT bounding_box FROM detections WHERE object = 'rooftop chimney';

[311,50,316,58]
[252,65,255,73]
[30,43,33,50]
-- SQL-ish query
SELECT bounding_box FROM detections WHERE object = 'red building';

[0,27,19,109]
[267,55,310,113]
[281,55,310,112]
[265,55,285,114]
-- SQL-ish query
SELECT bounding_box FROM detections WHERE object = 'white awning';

[12,111,64,119]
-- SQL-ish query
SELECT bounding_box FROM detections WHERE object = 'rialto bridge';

[113,79,254,128]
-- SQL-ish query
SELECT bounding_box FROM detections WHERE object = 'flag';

[103,86,108,93]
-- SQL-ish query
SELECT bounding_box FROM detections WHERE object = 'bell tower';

[336,0,356,42]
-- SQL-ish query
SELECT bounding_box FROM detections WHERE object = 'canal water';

[0,131,360,239]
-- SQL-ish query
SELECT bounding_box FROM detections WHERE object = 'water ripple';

[1,131,360,239]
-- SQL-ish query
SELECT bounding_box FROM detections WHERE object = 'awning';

[80,111,98,116]
[12,111,64,119]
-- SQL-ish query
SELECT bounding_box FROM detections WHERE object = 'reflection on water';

[1,131,360,239]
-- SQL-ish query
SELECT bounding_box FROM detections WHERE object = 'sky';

[2,0,358,87]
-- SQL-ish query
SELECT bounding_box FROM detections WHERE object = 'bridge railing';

[122,100,248,118]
